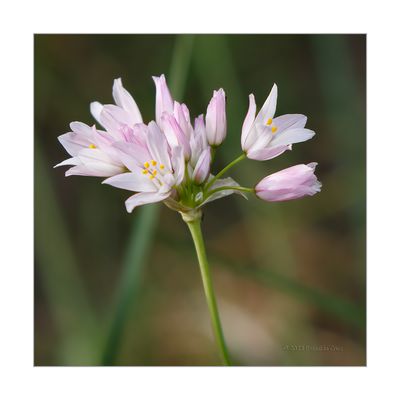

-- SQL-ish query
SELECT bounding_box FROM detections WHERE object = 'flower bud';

[205,88,227,146]
[255,163,321,202]
[161,113,191,161]
[193,147,211,184]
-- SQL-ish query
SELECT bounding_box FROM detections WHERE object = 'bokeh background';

[34,34,366,366]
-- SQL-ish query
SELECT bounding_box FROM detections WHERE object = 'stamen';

[160,164,165,170]
[144,161,150,168]
[150,175,155,180]
[152,170,157,176]
[271,126,278,133]
[142,170,148,175]
[151,160,157,166]
[89,143,96,149]
[266,118,273,126]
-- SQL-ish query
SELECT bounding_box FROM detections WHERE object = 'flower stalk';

[184,213,232,366]
[206,153,246,190]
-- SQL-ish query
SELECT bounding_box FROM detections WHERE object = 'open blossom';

[56,78,144,177]
[103,121,185,212]
[55,122,127,177]
[255,163,322,202]
[241,84,315,161]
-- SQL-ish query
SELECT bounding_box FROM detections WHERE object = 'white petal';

[171,146,185,185]
[65,163,123,177]
[255,83,277,125]
[273,114,307,131]
[125,191,170,213]
[270,128,315,147]
[244,123,273,153]
[100,104,137,132]
[112,141,151,170]
[70,121,93,136]
[78,148,119,166]
[58,132,92,156]
[112,78,143,124]
[147,121,172,170]
[246,145,290,161]
[241,94,257,149]
[90,101,103,125]
[54,157,81,168]
[102,172,155,192]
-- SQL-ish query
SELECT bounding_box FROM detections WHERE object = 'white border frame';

[2,0,400,398]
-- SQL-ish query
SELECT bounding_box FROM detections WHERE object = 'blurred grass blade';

[35,143,98,364]
[101,204,159,365]
[100,34,195,365]
[168,34,195,100]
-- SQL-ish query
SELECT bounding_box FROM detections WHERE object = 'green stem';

[206,153,246,189]
[185,215,232,365]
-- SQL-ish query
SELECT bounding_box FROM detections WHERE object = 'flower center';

[142,160,167,186]
[89,143,96,149]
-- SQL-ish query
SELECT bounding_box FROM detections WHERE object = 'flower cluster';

[56,75,321,214]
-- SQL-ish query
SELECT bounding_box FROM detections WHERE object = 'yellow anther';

[266,118,273,126]
[144,161,150,168]
[150,175,155,180]
[142,169,148,175]
[160,164,165,170]
[151,160,157,166]
[271,126,278,133]
[89,143,96,149]
[152,170,157,176]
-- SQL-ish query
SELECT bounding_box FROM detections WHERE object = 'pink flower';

[241,84,315,161]
[255,163,321,202]
[55,122,126,177]
[206,88,227,146]
[56,74,321,214]
[56,78,144,177]
[103,121,185,213]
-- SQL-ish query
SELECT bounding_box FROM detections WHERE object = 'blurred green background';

[34,34,366,366]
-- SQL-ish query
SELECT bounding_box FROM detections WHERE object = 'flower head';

[255,163,322,202]
[241,84,315,161]
[56,74,321,214]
